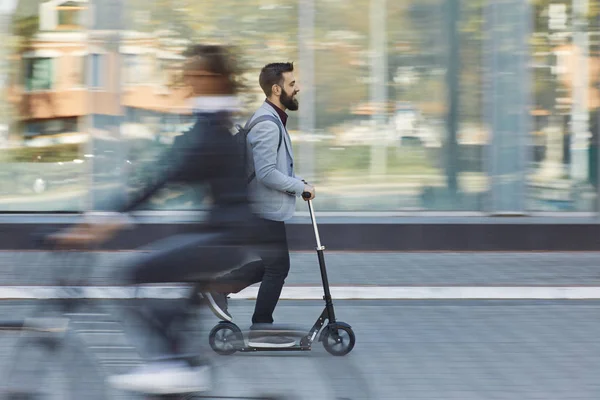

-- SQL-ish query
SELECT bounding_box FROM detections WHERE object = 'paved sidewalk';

[0,251,599,286]
[0,299,598,399]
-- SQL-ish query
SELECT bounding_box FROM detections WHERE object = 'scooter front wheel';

[322,324,355,356]
[209,322,243,355]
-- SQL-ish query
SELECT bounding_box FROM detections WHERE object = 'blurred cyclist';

[52,44,255,395]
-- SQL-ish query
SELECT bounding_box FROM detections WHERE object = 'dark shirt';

[265,99,288,127]
[118,111,253,230]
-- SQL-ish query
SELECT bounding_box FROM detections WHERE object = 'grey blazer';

[246,102,305,221]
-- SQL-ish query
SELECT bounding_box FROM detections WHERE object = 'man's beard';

[280,90,299,111]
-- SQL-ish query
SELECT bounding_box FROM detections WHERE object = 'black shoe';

[248,332,296,348]
[203,292,232,322]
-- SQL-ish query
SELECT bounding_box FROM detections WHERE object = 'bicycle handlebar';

[30,228,59,249]
[30,229,93,251]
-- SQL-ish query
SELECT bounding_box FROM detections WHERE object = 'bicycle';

[0,231,357,400]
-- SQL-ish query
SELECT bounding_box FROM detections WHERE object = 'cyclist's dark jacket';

[118,111,254,234]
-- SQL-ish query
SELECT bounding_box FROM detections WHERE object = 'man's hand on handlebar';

[48,213,131,249]
[302,184,316,201]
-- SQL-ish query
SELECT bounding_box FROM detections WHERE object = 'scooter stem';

[306,200,324,250]
[304,197,336,323]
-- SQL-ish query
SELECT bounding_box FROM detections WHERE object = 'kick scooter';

[208,194,355,357]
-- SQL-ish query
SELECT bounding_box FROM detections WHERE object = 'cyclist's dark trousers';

[212,218,290,325]
[125,232,246,358]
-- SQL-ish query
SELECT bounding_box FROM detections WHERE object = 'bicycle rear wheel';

[2,314,108,400]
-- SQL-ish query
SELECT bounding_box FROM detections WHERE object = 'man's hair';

[182,44,242,94]
[259,62,294,97]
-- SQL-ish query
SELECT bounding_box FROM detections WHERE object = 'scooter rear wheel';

[209,322,243,355]
[322,324,355,356]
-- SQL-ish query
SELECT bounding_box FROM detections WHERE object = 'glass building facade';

[0,0,598,215]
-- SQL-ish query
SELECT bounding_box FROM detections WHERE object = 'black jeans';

[213,218,290,325]
[126,231,248,358]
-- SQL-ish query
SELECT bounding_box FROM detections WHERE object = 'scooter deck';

[237,344,312,352]
[242,328,307,336]
[235,329,313,352]
[238,335,314,352]
[212,323,315,352]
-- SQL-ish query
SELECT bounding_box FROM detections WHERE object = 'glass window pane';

[58,9,81,29]
[311,0,488,211]
[527,0,599,211]
[0,1,88,211]
[26,58,53,91]
[90,54,103,88]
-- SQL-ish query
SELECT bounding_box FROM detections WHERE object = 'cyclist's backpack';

[234,115,283,184]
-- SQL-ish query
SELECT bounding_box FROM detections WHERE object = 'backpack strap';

[245,115,284,183]
[245,115,283,151]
